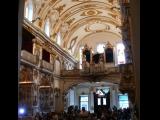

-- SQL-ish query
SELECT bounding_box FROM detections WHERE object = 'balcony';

[61,69,80,77]
[21,50,37,64]
[41,60,53,71]
[61,63,120,77]
[81,63,119,74]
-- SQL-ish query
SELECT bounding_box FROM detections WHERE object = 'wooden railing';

[41,60,53,71]
[21,50,36,64]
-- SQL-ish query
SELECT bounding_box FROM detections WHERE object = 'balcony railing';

[61,69,80,76]
[21,50,36,64]
[61,63,120,77]
[41,60,53,71]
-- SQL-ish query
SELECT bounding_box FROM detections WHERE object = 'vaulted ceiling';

[30,0,122,59]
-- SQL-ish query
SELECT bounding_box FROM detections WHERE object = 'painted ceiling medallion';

[85,21,110,32]
[81,9,102,16]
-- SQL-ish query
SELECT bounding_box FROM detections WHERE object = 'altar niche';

[93,88,110,115]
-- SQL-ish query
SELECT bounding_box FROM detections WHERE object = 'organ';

[81,42,114,73]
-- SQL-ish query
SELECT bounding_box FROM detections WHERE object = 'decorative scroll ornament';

[50,9,59,22]
[68,36,78,51]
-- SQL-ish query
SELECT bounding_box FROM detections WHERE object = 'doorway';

[94,88,110,114]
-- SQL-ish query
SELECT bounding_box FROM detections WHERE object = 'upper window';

[97,43,105,53]
[118,93,129,109]
[24,0,33,22]
[57,32,61,46]
[80,95,88,111]
[44,19,50,37]
[116,43,126,64]
[79,46,84,69]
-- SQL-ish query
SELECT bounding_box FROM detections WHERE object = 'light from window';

[80,95,88,111]
[103,98,106,105]
[44,19,50,37]
[79,46,84,69]
[97,43,105,53]
[98,98,101,105]
[25,7,29,19]
[118,93,129,109]
[25,0,33,22]
[116,43,126,64]
[57,32,61,45]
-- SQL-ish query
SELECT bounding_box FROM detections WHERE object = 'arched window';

[97,43,105,53]
[79,46,84,69]
[56,32,61,45]
[116,42,126,64]
[24,0,33,22]
[118,93,129,109]
[44,19,50,37]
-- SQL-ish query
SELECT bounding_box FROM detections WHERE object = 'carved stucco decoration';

[68,36,78,52]
[34,0,42,9]
[50,9,60,22]
[39,73,51,86]
[108,12,118,19]
[66,18,75,26]
[85,20,110,32]
[105,41,113,48]
[60,22,69,33]
[20,66,33,82]
[56,4,66,14]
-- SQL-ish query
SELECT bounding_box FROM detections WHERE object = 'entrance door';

[93,89,110,114]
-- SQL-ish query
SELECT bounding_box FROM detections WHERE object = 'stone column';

[110,87,113,108]
[111,86,116,108]
[90,90,94,113]
[115,86,119,108]
[54,77,61,112]
[32,69,40,114]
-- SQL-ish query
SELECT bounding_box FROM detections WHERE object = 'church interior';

[18,0,140,119]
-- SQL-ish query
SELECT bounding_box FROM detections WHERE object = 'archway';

[63,81,121,114]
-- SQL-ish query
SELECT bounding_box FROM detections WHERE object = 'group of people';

[32,105,136,120]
